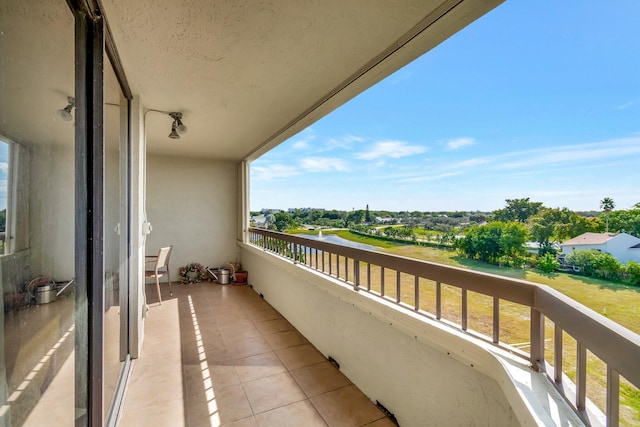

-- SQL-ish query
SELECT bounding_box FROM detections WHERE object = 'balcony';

[228,228,640,426]
[121,281,395,426]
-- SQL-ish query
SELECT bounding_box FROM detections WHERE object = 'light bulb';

[57,107,73,121]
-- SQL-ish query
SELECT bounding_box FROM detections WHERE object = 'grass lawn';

[383,245,640,334]
[380,245,640,424]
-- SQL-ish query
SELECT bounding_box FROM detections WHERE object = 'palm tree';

[600,197,615,233]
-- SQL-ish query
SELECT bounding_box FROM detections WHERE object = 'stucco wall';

[145,154,238,281]
[240,243,520,427]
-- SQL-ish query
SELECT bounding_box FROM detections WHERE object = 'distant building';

[375,217,395,223]
[560,232,640,264]
[523,241,560,255]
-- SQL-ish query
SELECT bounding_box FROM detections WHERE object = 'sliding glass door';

[0,1,76,425]
[1,1,132,425]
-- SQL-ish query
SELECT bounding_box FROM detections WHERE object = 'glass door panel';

[0,1,76,425]
[103,55,129,417]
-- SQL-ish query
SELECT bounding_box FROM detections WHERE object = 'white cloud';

[300,157,349,172]
[616,99,639,110]
[399,171,463,183]
[0,162,7,173]
[292,140,309,150]
[322,134,365,151]
[356,140,427,160]
[445,137,476,151]
[250,164,300,180]
[495,136,640,170]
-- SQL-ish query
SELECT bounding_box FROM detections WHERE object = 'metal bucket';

[207,268,231,284]
[36,283,57,304]
[217,269,230,284]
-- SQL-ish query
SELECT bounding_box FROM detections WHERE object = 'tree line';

[454,198,640,285]
[253,198,640,285]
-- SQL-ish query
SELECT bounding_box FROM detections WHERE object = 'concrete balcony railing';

[243,228,640,427]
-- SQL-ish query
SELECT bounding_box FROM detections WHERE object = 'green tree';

[600,197,615,233]
[346,209,366,224]
[565,249,621,279]
[365,204,371,223]
[538,253,559,273]
[607,209,640,237]
[273,212,298,232]
[493,198,543,223]
[455,222,528,264]
[626,261,640,285]
[528,208,591,253]
[0,208,5,232]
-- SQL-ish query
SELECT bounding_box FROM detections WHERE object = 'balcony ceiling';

[103,0,502,160]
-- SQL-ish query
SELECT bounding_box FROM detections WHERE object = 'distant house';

[251,214,268,227]
[523,241,560,255]
[560,232,640,264]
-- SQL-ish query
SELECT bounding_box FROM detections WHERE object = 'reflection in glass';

[103,55,128,418]
[0,0,75,425]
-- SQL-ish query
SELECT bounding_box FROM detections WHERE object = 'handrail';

[248,227,640,426]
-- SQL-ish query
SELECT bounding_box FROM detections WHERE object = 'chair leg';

[166,269,173,296]
[155,276,162,304]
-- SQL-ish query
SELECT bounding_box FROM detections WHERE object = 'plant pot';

[233,271,248,285]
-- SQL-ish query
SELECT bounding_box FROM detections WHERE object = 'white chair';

[145,246,173,304]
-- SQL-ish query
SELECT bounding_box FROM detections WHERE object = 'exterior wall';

[603,234,640,263]
[145,154,238,281]
[562,233,640,264]
[240,244,521,427]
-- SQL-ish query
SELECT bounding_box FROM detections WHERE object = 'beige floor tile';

[234,352,287,383]
[125,366,184,411]
[255,318,293,335]
[193,318,225,335]
[218,416,259,427]
[184,362,241,397]
[226,335,273,360]
[215,312,254,328]
[120,397,186,427]
[290,362,351,397]
[124,284,385,427]
[129,358,180,383]
[264,330,308,351]
[311,385,386,427]
[220,323,263,341]
[255,400,328,427]
[243,372,306,414]
[362,417,397,426]
[245,308,282,322]
[276,344,326,371]
[183,342,231,365]
[186,384,253,426]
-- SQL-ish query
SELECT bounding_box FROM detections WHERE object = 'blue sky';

[251,1,640,212]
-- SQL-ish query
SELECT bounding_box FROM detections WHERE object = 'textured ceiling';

[0,0,503,159]
[102,0,503,161]
[0,0,75,149]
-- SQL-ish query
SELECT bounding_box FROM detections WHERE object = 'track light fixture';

[168,112,187,139]
[57,96,75,121]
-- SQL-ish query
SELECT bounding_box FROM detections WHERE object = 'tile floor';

[120,281,395,427]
